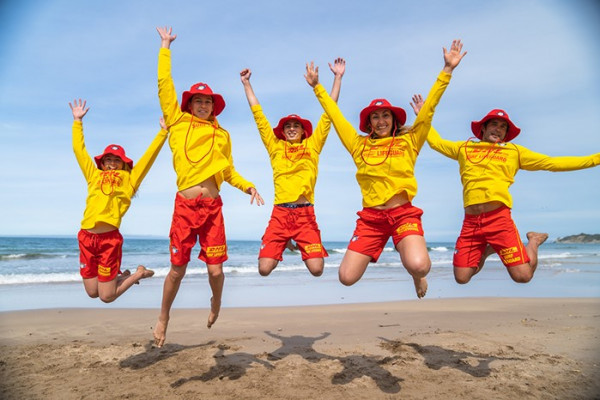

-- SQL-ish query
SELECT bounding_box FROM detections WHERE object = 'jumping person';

[409,94,600,284]
[305,40,466,298]
[239,58,346,277]
[70,98,164,303]
[153,27,264,348]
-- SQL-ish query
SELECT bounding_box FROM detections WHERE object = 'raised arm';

[131,116,169,189]
[240,68,259,107]
[328,58,345,102]
[70,99,95,178]
[156,26,177,49]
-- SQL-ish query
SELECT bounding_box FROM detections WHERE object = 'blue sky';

[0,0,598,242]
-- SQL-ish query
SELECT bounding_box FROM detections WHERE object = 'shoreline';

[1,297,599,399]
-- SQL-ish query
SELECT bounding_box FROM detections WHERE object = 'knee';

[511,274,532,284]
[338,270,357,286]
[258,259,277,277]
[310,269,323,277]
[454,275,471,285]
[406,258,431,277]
[99,294,116,303]
[208,268,224,280]
[169,265,187,281]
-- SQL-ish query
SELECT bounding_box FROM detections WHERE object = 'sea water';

[0,236,598,311]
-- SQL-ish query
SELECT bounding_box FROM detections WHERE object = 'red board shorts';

[169,194,228,266]
[453,205,530,268]
[78,229,123,282]
[347,203,424,263]
[259,204,328,261]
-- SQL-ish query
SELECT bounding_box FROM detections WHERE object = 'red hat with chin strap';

[180,82,226,116]
[94,144,133,169]
[359,99,407,133]
[471,109,521,142]
[273,114,313,140]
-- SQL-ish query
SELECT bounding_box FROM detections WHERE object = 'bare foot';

[153,318,168,348]
[117,269,131,284]
[136,265,155,280]
[285,240,298,252]
[413,277,428,299]
[526,232,549,247]
[207,297,221,329]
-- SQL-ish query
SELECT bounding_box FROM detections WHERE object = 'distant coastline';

[555,233,600,244]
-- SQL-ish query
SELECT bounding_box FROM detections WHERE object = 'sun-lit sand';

[1,297,599,399]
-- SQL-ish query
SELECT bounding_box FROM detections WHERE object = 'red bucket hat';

[471,109,521,142]
[359,99,407,133]
[180,82,226,116]
[94,144,133,169]
[273,114,313,140]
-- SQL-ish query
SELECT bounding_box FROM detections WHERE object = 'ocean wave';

[538,252,577,260]
[329,248,347,254]
[0,253,69,261]
[0,272,81,285]
[429,246,450,252]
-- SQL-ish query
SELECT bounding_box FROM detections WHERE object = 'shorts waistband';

[363,202,413,215]
[176,193,223,207]
[276,202,314,209]
[464,204,509,219]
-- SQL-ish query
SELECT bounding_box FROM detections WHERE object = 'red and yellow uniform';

[312,72,452,260]
[158,48,254,265]
[313,71,451,207]
[158,48,253,193]
[73,121,168,281]
[427,127,600,267]
[251,105,329,260]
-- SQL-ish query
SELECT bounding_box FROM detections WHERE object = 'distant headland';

[555,233,600,244]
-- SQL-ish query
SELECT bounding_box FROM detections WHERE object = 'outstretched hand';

[443,39,467,73]
[328,57,346,78]
[69,99,89,121]
[156,26,177,48]
[247,187,265,206]
[409,94,424,116]
[304,61,319,88]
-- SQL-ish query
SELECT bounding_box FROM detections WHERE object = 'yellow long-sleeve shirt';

[313,71,452,207]
[158,48,253,192]
[251,104,331,204]
[427,127,600,208]
[73,120,168,230]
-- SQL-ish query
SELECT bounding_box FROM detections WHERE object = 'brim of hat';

[94,153,134,169]
[273,117,313,140]
[359,106,407,133]
[180,92,226,116]
[471,118,521,142]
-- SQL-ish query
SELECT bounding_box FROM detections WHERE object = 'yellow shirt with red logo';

[313,71,452,207]
[158,48,254,192]
[250,104,331,204]
[72,121,168,230]
[427,127,600,208]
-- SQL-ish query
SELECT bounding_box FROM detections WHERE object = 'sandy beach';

[1,298,599,399]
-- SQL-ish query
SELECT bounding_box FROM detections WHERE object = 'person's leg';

[258,258,280,276]
[258,206,288,276]
[294,207,328,277]
[395,235,430,298]
[97,265,154,303]
[452,214,487,284]
[82,277,99,298]
[304,258,324,277]
[338,250,372,286]
[506,232,548,283]
[206,263,224,328]
[154,263,188,347]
